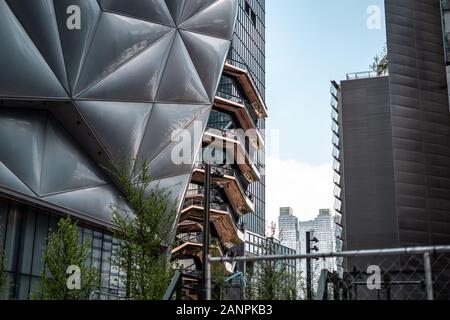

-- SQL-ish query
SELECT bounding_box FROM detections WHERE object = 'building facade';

[331,0,450,299]
[231,0,267,237]
[298,209,335,295]
[333,0,450,252]
[0,0,240,300]
[171,0,268,299]
[244,230,296,277]
[312,210,335,280]
[278,207,299,252]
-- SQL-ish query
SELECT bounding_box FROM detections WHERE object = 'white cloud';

[265,157,334,232]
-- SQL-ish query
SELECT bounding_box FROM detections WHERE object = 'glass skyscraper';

[230,0,266,237]
[278,207,299,252]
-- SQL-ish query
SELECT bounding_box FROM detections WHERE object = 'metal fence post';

[206,256,212,301]
[423,251,434,301]
[306,231,312,300]
[202,163,211,300]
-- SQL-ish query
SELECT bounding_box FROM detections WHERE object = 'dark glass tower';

[231,0,266,236]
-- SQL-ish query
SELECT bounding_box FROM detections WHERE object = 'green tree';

[250,260,298,300]
[34,217,98,300]
[245,239,299,301]
[111,160,178,300]
[369,44,388,75]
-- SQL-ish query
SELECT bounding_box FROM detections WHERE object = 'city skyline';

[1,0,450,303]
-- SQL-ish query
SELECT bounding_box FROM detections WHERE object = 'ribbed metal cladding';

[340,76,399,250]
[386,0,450,246]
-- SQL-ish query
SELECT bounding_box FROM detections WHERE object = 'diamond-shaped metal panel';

[98,0,175,26]
[76,100,153,164]
[0,0,238,227]
[78,31,175,101]
[75,12,173,94]
[179,0,217,25]
[7,0,70,91]
[53,0,102,94]
[0,0,68,98]
[180,0,238,40]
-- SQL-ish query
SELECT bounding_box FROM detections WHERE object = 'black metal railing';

[185,187,205,197]
[193,162,253,206]
[203,127,259,169]
[216,82,260,127]
[346,71,380,80]
[176,233,220,248]
[183,197,231,213]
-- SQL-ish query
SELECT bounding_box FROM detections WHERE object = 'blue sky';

[266,0,386,165]
[264,0,387,225]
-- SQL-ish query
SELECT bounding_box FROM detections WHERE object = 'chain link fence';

[207,246,450,300]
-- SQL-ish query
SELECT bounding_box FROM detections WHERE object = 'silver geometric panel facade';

[0,0,237,227]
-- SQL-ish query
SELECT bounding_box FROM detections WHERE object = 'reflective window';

[333,158,341,172]
[331,96,338,110]
[331,108,339,122]
[0,197,122,300]
[333,172,341,186]
[333,185,341,199]
[334,198,342,213]
[332,146,340,160]
[332,121,339,135]
[208,110,238,130]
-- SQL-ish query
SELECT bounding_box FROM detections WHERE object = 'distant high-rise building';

[299,209,336,293]
[278,207,299,252]
[311,210,335,284]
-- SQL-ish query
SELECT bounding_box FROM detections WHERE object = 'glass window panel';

[92,231,103,273]
[333,172,341,186]
[16,275,30,300]
[332,146,340,159]
[83,227,94,268]
[0,199,8,247]
[334,185,341,199]
[330,84,338,98]
[332,133,339,147]
[331,95,338,108]
[331,108,338,122]
[18,209,36,274]
[335,224,343,238]
[332,121,339,134]
[334,198,342,212]
[334,212,343,225]
[333,159,341,172]
[101,234,112,289]
[4,206,21,271]
[335,239,343,252]
[32,212,49,276]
